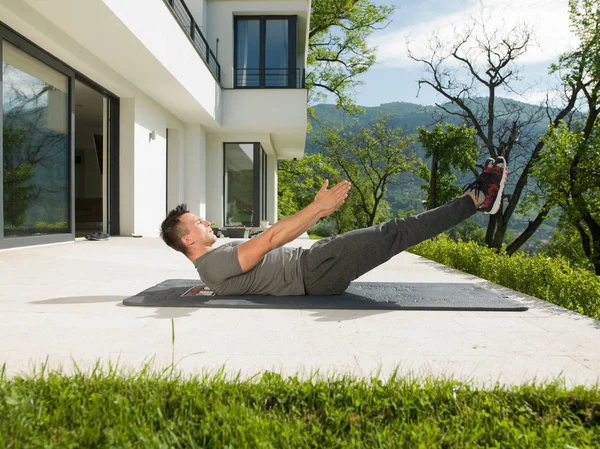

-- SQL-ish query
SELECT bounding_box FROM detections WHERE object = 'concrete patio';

[0,236,599,388]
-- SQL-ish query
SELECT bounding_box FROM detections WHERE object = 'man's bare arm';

[236,180,351,272]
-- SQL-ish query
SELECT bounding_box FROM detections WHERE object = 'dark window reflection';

[265,20,288,87]
[235,17,294,88]
[224,143,254,226]
[2,42,70,237]
[235,19,260,87]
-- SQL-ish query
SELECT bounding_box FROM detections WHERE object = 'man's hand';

[313,180,351,218]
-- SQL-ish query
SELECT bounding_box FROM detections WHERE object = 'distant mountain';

[307,98,556,154]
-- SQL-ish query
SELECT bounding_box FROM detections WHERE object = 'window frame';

[233,15,298,89]
[222,142,268,227]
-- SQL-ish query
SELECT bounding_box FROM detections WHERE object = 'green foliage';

[539,218,596,272]
[445,219,486,244]
[334,191,391,233]
[279,117,424,234]
[531,122,600,273]
[410,235,600,321]
[3,125,38,227]
[552,0,600,86]
[527,0,600,269]
[308,216,338,238]
[416,123,479,209]
[317,115,425,232]
[34,221,68,231]
[308,1,395,114]
[278,154,339,220]
[1,367,599,448]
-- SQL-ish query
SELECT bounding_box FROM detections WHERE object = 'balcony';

[234,68,306,89]
[163,0,221,82]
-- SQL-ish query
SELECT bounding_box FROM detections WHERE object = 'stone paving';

[0,236,598,387]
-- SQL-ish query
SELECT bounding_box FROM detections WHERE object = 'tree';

[532,122,600,273]
[3,125,37,227]
[277,153,339,220]
[2,73,68,229]
[308,0,395,115]
[416,123,479,209]
[512,0,600,263]
[408,10,583,252]
[539,216,595,272]
[316,115,425,231]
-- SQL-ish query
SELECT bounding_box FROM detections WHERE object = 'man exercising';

[160,157,508,296]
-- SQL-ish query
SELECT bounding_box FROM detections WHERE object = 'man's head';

[160,204,217,256]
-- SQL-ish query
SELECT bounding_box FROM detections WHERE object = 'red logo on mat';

[182,286,214,297]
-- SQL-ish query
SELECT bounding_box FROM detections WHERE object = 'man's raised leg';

[301,156,508,295]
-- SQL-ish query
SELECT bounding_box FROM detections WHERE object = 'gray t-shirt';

[193,241,306,296]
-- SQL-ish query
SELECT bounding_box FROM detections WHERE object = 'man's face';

[180,213,217,247]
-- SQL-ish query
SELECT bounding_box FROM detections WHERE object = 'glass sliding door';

[73,79,117,238]
[224,143,254,226]
[2,41,70,238]
[224,143,268,227]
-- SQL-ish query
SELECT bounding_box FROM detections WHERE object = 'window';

[234,16,297,88]
[2,41,70,238]
[224,143,267,227]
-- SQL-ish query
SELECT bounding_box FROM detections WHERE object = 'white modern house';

[0,0,310,249]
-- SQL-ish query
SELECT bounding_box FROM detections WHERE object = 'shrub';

[410,235,600,320]
[35,221,68,230]
[309,217,338,237]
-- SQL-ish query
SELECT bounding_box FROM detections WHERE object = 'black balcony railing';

[234,68,306,89]
[164,0,221,83]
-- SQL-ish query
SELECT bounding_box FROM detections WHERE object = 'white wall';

[167,129,185,211]
[119,98,136,235]
[183,124,208,220]
[266,154,278,224]
[119,95,186,237]
[102,0,220,123]
[222,89,307,131]
[186,0,209,35]
[205,133,224,225]
[133,97,168,237]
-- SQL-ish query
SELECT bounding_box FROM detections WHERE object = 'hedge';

[409,236,600,321]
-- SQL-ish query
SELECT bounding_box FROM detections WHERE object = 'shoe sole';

[486,164,508,215]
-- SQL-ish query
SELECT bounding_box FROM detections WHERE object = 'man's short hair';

[160,204,190,255]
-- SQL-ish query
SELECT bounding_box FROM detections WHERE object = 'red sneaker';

[463,156,508,214]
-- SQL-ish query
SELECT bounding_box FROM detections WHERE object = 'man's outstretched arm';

[236,180,351,272]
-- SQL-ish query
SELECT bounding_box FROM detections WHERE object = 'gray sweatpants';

[301,196,477,295]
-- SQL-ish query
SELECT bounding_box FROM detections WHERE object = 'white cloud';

[372,0,578,68]
[502,89,558,105]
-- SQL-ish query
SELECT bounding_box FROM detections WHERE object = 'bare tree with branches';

[408,11,582,252]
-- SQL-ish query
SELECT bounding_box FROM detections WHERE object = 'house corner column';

[183,124,207,218]
[119,98,135,235]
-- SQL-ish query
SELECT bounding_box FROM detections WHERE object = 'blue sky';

[352,0,577,106]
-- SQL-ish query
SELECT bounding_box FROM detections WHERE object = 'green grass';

[409,235,600,321]
[1,365,599,448]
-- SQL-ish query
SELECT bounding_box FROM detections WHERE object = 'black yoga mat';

[122,279,528,311]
